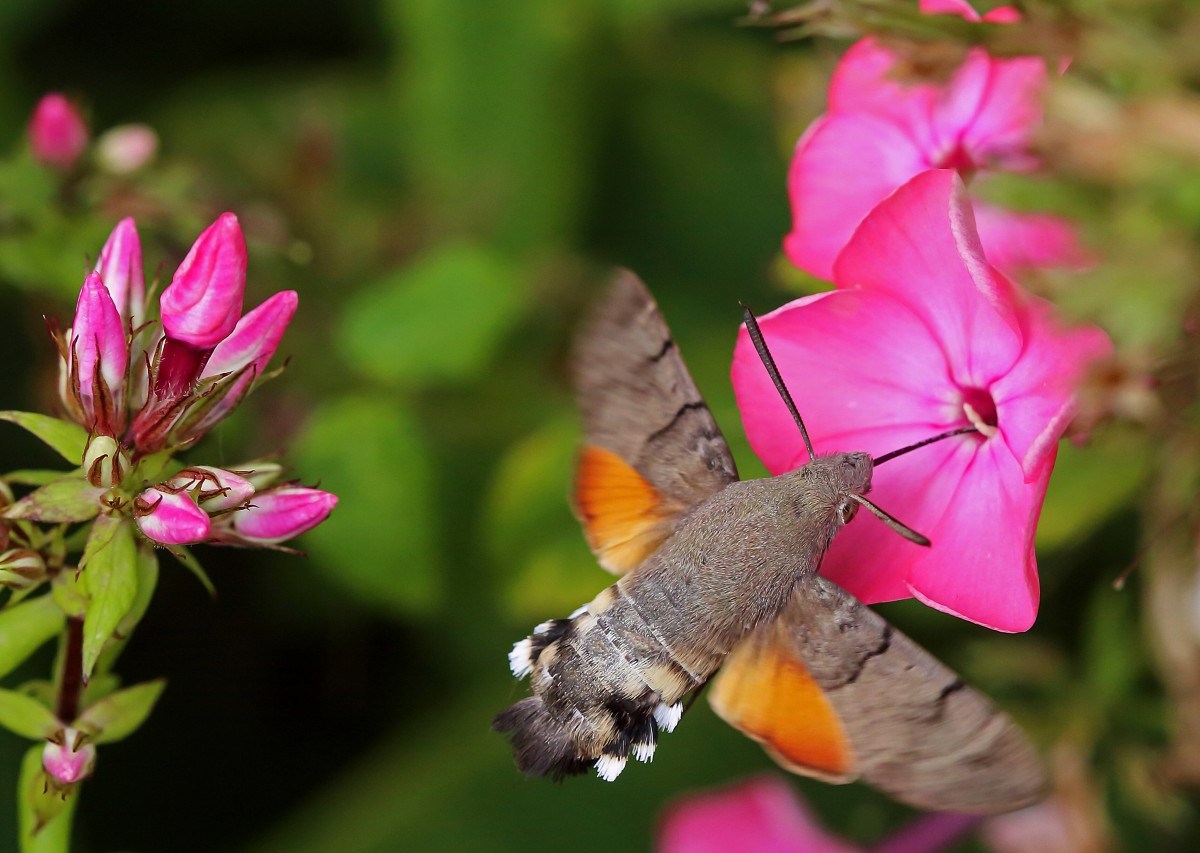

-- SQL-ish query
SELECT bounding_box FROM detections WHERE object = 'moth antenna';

[850,494,931,547]
[741,303,815,463]
[873,426,978,466]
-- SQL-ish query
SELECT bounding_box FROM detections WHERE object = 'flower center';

[960,386,999,438]
[935,144,977,178]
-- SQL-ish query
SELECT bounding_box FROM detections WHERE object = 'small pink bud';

[42,728,96,785]
[215,486,337,546]
[95,123,158,174]
[169,466,255,512]
[134,487,211,545]
[160,213,247,349]
[94,218,146,329]
[202,290,297,379]
[68,273,128,433]
[28,93,88,170]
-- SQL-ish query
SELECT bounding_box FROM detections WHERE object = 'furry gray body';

[496,455,871,777]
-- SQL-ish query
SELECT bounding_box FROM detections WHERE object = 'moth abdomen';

[492,697,593,780]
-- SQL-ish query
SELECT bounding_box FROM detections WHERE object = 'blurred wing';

[710,575,1046,815]
[572,270,738,575]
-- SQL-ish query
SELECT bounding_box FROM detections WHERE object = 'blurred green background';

[0,0,1196,850]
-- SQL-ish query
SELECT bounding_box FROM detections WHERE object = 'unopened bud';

[0,549,46,589]
[169,466,254,512]
[237,461,285,491]
[83,435,129,488]
[43,728,96,786]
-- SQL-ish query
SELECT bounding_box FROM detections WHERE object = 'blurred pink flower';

[94,217,146,329]
[42,729,96,786]
[66,273,128,434]
[28,93,88,170]
[134,487,211,546]
[659,776,858,853]
[212,486,337,546]
[733,170,1111,632]
[95,123,158,174]
[784,0,1083,281]
[658,776,980,853]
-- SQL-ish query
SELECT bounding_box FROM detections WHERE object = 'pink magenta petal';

[827,38,939,126]
[991,298,1112,478]
[919,0,982,18]
[733,289,958,475]
[202,290,298,378]
[906,439,1049,632]
[833,170,1024,387]
[785,113,928,281]
[135,488,211,546]
[953,55,1048,163]
[160,213,247,348]
[94,217,146,329]
[72,273,128,421]
[228,487,337,545]
[973,203,1089,277]
[658,776,859,853]
[822,434,978,603]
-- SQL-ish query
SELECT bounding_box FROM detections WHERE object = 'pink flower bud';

[215,486,337,546]
[28,93,88,170]
[169,466,255,512]
[42,729,96,786]
[94,218,146,329]
[134,487,211,545]
[160,213,247,349]
[69,273,128,433]
[95,123,158,174]
[202,290,297,379]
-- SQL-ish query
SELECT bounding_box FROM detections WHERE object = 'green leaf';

[0,412,88,466]
[0,688,59,740]
[0,596,63,680]
[170,546,216,598]
[76,679,165,744]
[50,571,88,620]
[337,243,524,386]
[79,513,121,571]
[3,477,103,524]
[292,397,438,614]
[118,545,160,637]
[3,470,73,487]
[18,744,77,851]
[80,518,138,680]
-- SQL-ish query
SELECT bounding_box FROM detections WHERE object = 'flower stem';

[56,617,84,724]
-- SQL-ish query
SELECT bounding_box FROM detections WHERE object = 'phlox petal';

[973,204,1089,278]
[785,114,928,281]
[658,776,858,853]
[992,299,1113,478]
[733,289,956,477]
[834,170,1023,386]
[951,55,1048,163]
[135,488,211,546]
[906,439,1050,632]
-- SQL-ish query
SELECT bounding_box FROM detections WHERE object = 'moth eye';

[839,501,858,524]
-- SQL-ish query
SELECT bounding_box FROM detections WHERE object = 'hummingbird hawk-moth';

[494,271,1045,814]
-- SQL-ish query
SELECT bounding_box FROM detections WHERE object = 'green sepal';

[0,596,64,680]
[171,546,216,597]
[76,679,165,744]
[0,411,88,467]
[0,688,59,740]
[18,744,77,850]
[3,477,103,523]
[80,517,137,680]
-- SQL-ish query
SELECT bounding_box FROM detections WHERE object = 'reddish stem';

[57,617,85,723]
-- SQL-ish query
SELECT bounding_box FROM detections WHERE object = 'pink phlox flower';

[28,93,88,170]
[42,728,96,787]
[94,217,146,329]
[785,0,1085,281]
[134,486,211,546]
[67,273,129,434]
[734,170,1111,632]
[211,485,337,547]
[658,776,859,853]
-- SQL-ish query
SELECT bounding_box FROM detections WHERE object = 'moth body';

[496,454,873,780]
